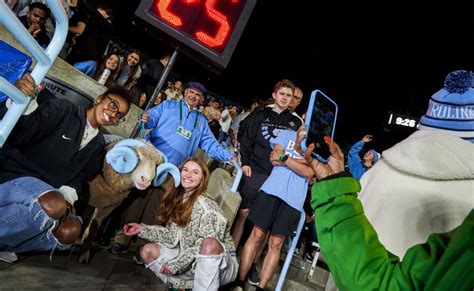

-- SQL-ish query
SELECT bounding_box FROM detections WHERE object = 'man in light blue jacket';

[143,82,233,166]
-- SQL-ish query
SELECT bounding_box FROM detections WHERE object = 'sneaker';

[246,263,260,286]
[303,252,314,263]
[0,252,18,263]
[109,243,129,255]
[133,248,144,265]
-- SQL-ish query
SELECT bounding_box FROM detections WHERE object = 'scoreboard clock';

[135,0,257,72]
[387,112,419,129]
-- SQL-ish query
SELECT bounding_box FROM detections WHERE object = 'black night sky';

[112,0,473,151]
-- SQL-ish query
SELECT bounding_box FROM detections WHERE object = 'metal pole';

[275,211,306,291]
[130,46,179,138]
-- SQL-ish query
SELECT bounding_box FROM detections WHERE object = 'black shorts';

[238,171,268,209]
[248,191,301,236]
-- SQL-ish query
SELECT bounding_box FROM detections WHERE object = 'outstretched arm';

[300,133,474,290]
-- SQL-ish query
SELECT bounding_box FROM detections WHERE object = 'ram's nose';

[135,175,151,190]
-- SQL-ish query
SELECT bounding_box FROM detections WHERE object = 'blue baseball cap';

[187,82,207,95]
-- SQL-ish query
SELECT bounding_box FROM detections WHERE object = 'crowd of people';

[1,1,473,289]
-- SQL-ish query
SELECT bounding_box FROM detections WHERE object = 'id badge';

[177,125,192,140]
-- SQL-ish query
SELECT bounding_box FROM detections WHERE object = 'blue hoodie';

[144,100,233,166]
[348,140,380,180]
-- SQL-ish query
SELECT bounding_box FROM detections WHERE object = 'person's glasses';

[104,95,126,122]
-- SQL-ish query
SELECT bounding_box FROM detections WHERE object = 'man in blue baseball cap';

[187,81,207,96]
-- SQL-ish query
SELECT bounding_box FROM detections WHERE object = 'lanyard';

[179,100,199,130]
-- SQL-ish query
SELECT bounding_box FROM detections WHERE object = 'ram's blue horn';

[114,138,147,149]
[105,146,139,174]
[154,163,180,187]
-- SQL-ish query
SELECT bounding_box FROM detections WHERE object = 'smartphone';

[301,89,338,163]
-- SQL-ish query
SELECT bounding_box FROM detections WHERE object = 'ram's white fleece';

[359,129,474,258]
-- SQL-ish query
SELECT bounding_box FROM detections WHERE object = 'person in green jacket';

[292,132,474,291]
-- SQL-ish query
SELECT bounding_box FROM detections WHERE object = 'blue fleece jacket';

[144,100,233,166]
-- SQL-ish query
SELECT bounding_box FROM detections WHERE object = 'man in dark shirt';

[18,2,51,48]
[130,54,170,107]
[66,2,114,65]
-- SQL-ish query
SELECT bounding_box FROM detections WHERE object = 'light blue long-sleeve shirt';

[144,100,233,166]
[260,130,308,211]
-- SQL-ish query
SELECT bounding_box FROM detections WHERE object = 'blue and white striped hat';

[419,70,474,142]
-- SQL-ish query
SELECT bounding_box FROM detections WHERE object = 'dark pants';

[114,186,164,247]
[296,220,317,254]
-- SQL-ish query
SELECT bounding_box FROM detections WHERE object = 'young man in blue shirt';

[234,127,314,290]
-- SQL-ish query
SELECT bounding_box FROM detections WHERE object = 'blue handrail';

[230,159,242,193]
[275,211,306,291]
[220,140,242,193]
[0,0,68,147]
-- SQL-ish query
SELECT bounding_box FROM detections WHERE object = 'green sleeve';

[311,176,474,291]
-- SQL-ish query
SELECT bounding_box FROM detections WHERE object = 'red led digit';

[140,0,255,69]
[157,0,182,27]
[195,0,230,48]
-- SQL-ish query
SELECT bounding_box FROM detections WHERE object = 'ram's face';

[130,151,157,190]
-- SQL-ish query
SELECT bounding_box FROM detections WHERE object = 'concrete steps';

[242,244,330,290]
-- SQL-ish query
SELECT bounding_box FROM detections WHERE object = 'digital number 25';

[158,0,231,47]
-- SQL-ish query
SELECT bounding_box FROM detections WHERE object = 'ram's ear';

[154,163,180,187]
[105,146,139,174]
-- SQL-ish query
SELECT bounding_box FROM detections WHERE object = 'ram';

[77,138,179,263]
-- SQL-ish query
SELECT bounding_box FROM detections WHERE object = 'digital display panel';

[387,112,419,130]
[135,0,256,71]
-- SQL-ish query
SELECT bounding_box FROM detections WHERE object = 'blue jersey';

[260,130,308,211]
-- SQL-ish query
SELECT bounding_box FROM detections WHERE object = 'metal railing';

[230,159,243,193]
[0,0,68,147]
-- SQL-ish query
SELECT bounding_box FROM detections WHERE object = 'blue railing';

[230,159,243,193]
[0,0,68,147]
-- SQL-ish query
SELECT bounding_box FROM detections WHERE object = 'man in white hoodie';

[358,70,474,259]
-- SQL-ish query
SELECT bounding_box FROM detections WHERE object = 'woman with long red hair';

[123,157,238,290]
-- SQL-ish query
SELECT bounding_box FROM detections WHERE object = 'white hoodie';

[359,129,474,258]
